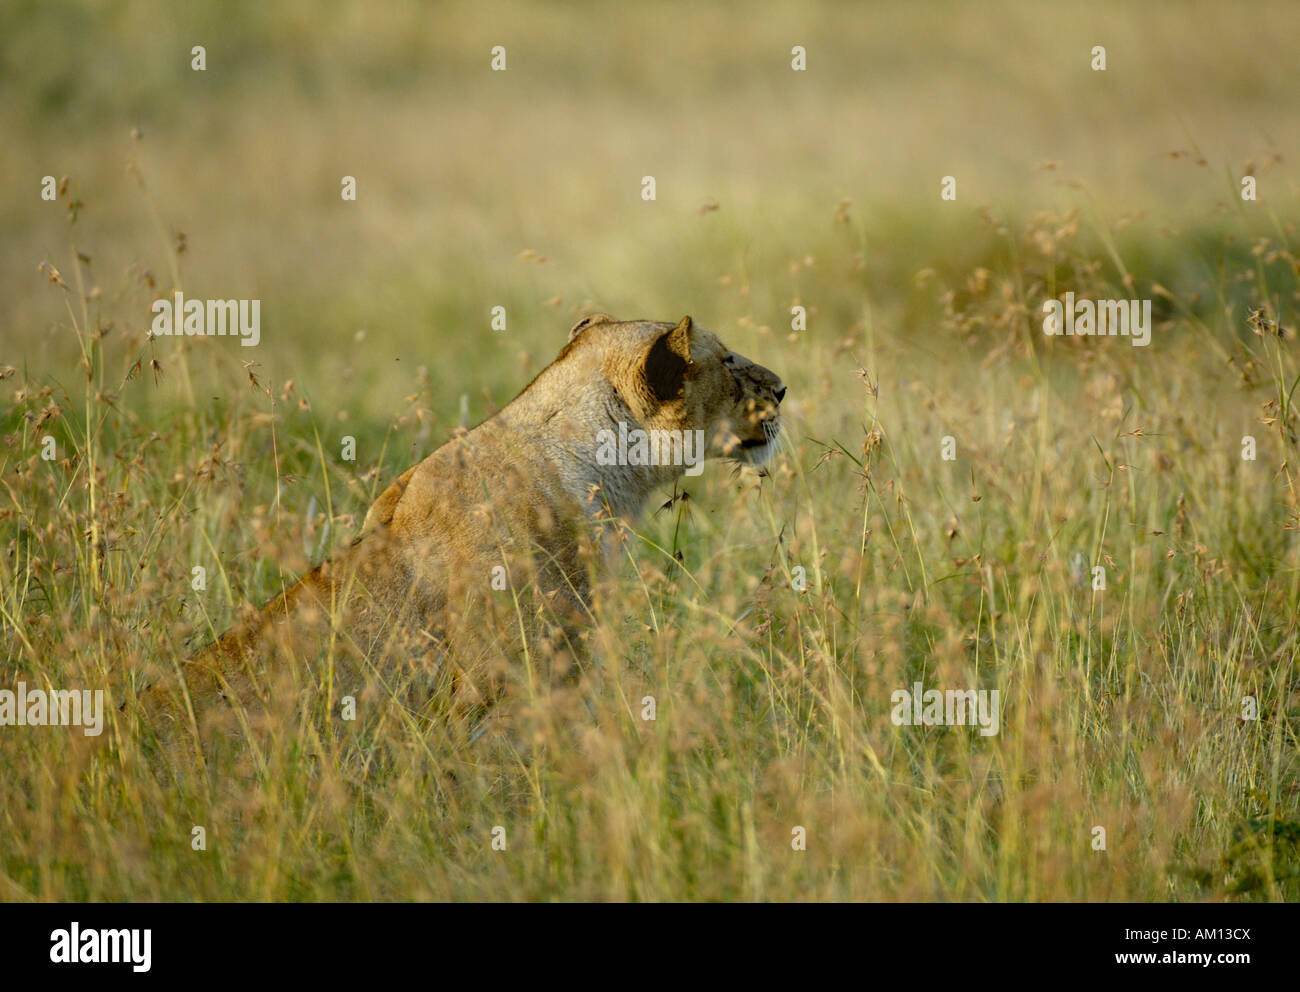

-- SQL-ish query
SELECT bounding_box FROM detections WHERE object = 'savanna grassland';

[2,0,1299,901]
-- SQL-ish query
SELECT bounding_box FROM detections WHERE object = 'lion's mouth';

[737,418,783,464]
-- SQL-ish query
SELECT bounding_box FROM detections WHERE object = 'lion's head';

[562,313,786,470]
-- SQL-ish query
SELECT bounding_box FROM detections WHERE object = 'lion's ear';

[642,316,694,402]
[568,312,617,343]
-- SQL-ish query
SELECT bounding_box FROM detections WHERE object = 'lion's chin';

[737,442,774,466]
[747,420,783,465]
[735,429,782,467]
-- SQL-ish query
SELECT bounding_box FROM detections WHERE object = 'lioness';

[149,315,784,728]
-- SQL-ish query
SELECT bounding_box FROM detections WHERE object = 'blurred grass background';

[6,0,1298,403]
[2,0,1299,900]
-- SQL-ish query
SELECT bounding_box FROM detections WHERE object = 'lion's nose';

[774,385,787,403]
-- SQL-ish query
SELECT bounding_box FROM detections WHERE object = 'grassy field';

[2,0,1299,900]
